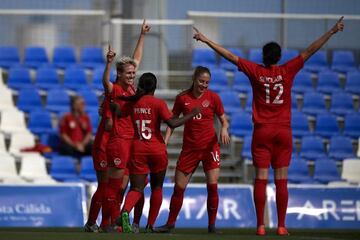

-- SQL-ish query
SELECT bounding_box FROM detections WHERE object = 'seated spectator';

[59,96,93,158]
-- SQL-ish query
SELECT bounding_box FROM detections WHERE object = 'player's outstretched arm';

[103,44,116,93]
[166,107,201,129]
[132,19,151,69]
[164,127,174,145]
[301,16,344,62]
[193,27,238,65]
[218,114,230,145]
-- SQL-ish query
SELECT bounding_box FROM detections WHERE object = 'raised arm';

[301,16,344,62]
[102,44,116,93]
[165,107,201,129]
[193,27,238,65]
[132,19,151,69]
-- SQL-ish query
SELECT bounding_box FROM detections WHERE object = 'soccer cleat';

[208,225,221,234]
[98,225,122,233]
[256,225,266,236]
[153,224,175,233]
[277,227,290,236]
[132,223,140,234]
[84,222,99,232]
[145,224,154,233]
[121,211,132,233]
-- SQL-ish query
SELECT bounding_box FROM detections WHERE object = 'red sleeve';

[172,95,183,116]
[59,115,68,135]
[85,115,92,134]
[284,55,304,80]
[213,92,225,117]
[237,57,258,81]
[159,100,173,121]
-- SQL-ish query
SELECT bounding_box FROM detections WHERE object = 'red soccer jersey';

[109,84,136,139]
[59,112,92,143]
[237,55,304,125]
[93,95,112,151]
[172,90,224,150]
[130,95,173,155]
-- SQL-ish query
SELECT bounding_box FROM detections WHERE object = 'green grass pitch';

[0,228,359,240]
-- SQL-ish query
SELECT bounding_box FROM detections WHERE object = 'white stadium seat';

[0,110,29,135]
[19,155,55,183]
[0,154,26,184]
[8,132,36,157]
[341,158,360,184]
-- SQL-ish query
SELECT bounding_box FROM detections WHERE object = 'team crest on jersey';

[114,158,121,166]
[100,160,107,168]
[202,100,210,108]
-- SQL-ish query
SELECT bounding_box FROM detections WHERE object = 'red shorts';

[252,124,292,169]
[130,152,168,175]
[92,148,108,171]
[176,144,221,174]
[106,138,133,169]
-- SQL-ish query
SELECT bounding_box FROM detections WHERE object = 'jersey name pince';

[172,90,224,150]
[130,95,173,155]
[237,55,304,125]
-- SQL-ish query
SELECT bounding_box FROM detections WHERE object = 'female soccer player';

[113,72,200,233]
[155,66,230,234]
[87,20,150,232]
[192,17,344,235]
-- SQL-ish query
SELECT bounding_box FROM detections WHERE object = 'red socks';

[147,187,163,226]
[87,182,107,225]
[133,193,144,224]
[122,190,143,213]
[167,185,185,226]
[275,179,288,228]
[207,183,219,226]
[254,179,267,227]
[107,178,123,224]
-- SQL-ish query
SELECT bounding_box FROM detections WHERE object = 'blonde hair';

[116,56,137,73]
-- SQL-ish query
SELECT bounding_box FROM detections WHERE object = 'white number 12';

[264,83,284,104]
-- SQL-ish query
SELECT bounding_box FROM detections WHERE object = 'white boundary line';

[0,9,106,16]
[111,18,194,25]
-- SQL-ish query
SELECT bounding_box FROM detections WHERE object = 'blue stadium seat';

[78,87,99,112]
[332,50,357,73]
[63,67,88,91]
[50,156,80,182]
[53,46,77,69]
[241,135,252,159]
[300,136,327,160]
[7,66,33,90]
[41,132,60,153]
[28,110,54,135]
[316,71,341,94]
[88,111,99,134]
[304,50,328,73]
[80,156,96,182]
[328,135,355,161]
[24,46,48,69]
[245,91,253,113]
[209,69,230,93]
[229,112,253,138]
[233,72,251,94]
[219,90,242,116]
[291,110,310,138]
[345,71,360,95]
[302,91,327,116]
[46,88,70,113]
[292,71,313,94]
[315,113,340,138]
[248,48,262,64]
[0,46,20,69]
[313,158,342,184]
[192,48,217,69]
[16,87,43,113]
[292,94,298,110]
[279,49,299,65]
[220,48,244,71]
[80,46,104,69]
[344,113,360,138]
[36,66,60,90]
[330,91,355,116]
[288,159,314,183]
